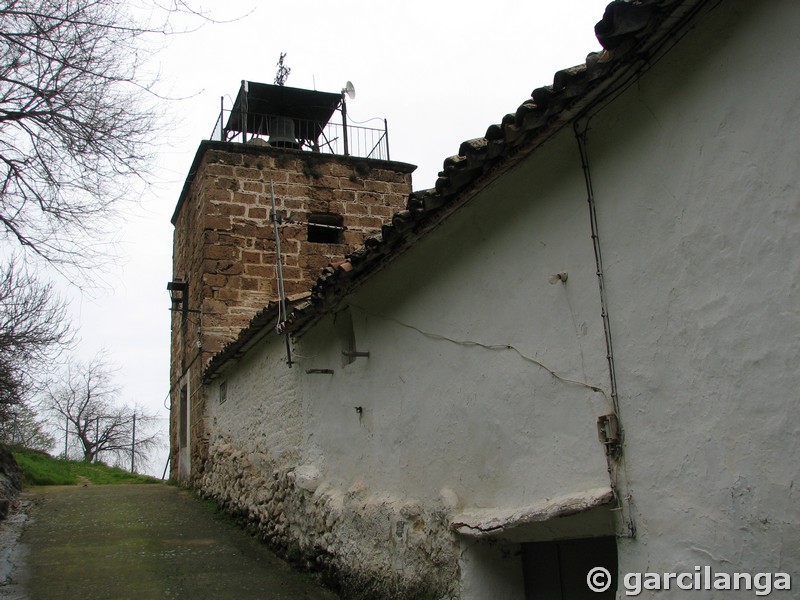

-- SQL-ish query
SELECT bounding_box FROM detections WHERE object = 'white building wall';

[296,127,616,599]
[199,1,799,597]
[206,339,303,466]
[583,0,800,594]
[300,126,613,510]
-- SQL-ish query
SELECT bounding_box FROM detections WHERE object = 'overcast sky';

[60,0,611,475]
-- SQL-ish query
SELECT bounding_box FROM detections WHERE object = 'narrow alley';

[1,484,339,600]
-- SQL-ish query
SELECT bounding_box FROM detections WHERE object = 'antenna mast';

[274,52,291,86]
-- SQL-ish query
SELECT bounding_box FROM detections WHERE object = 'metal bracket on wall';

[597,413,621,456]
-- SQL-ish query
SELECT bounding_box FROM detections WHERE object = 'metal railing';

[210,109,390,161]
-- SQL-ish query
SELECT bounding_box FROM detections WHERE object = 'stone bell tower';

[168,80,415,482]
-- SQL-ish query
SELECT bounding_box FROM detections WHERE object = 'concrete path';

[1,484,339,600]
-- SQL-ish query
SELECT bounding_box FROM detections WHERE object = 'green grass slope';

[13,448,159,486]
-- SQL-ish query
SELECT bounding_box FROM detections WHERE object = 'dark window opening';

[522,536,617,599]
[178,385,188,449]
[308,212,344,244]
[219,380,227,405]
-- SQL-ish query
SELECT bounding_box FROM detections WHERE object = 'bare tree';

[0,402,54,451]
[0,258,72,421]
[41,353,160,469]
[0,0,213,269]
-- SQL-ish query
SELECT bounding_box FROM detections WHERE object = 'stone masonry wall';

[200,441,460,600]
[169,141,414,482]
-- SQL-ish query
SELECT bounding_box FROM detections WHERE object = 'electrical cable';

[343,113,385,125]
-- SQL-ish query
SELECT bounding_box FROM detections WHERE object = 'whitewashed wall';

[300,126,612,509]
[586,1,800,594]
[201,1,799,598]
[289,121,619,600]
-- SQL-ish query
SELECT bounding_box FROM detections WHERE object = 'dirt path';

[3,484,339,600]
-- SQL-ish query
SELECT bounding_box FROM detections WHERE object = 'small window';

[219,380,227,404]
[308,213,344,244]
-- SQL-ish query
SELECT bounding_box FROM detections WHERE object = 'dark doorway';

[178,385,188,449]
[522,536,617,599]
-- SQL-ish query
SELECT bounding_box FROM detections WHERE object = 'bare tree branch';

[0,0,218,271]
[0,402,54,450]
[0,257,72,416]
[39,352,162,468]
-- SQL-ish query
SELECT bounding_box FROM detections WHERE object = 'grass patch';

[13,447,159,487]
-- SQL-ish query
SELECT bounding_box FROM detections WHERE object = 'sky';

[59,0,611,476]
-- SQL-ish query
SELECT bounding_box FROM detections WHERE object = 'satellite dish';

[343,81,356,100]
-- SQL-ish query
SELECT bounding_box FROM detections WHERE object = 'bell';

[268,116,299,149]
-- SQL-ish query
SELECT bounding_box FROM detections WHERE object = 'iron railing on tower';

[209,81,391,161]
[210,108,390,161]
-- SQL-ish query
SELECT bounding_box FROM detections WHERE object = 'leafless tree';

[0,258,72,419]
[0,0,213,270]
[0,402,54,451]
[41,353,160,469]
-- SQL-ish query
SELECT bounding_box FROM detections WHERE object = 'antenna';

[340,81,356,157]
[274,52,291,86]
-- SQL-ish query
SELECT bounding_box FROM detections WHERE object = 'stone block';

[205,164,235,177]
[242,251,261,264]
[205,150,243,166]
[344,202,368,216]
[242,181,264,194]
[389,182,412,195]
[211,202,246,217]
[281,266,302,280]
[202,298,228,314]
[308,186,336,204]
[338,177,365,191]
[204,188,233,204]
[244,264,272,278]
[205,260,244,275]
[234,167,264,180]
[369,204,394,218]
[248,207,268,220]
[216,287,240,303]
[240,277,260,291]
[203,273,228,287]
[204,216,232,231]
[204,244,237,260]
[328,201,346,214]
[364,180,390,194]
[232,192,258,205]
[232,222,259,238]
[282,197,306,211]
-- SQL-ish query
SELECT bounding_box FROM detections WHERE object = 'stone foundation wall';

[199,441,460,600]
